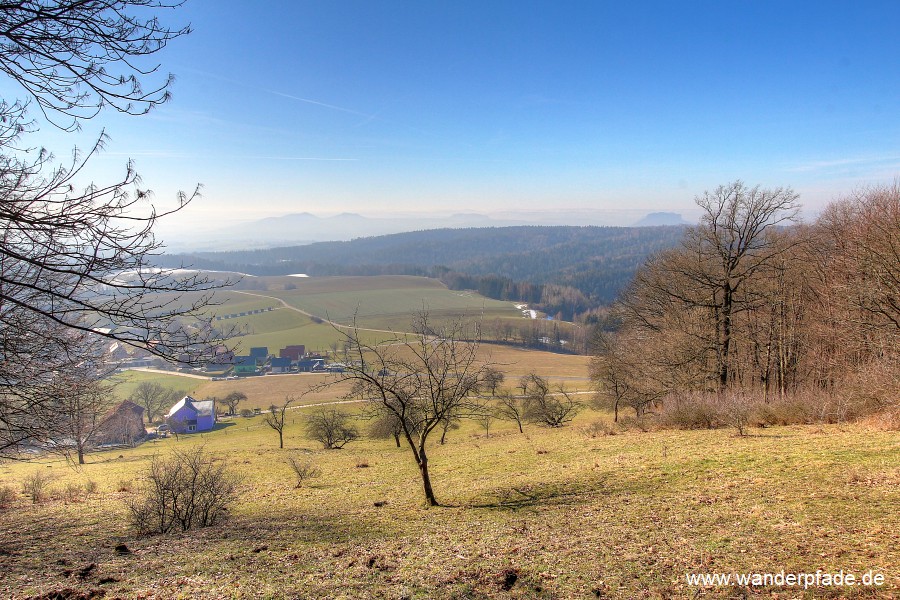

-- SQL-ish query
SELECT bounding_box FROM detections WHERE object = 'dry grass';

[112,347,593,410]
[0,408,897,599]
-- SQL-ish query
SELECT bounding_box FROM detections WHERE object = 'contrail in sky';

[263,89,375,119]
[176,66,374,119]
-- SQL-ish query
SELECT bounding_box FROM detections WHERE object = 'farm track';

[232,290,409,336]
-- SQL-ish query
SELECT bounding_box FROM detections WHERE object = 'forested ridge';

[158,225,686,318]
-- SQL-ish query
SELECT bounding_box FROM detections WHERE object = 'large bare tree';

[333,313,493,506]
[617,181,801,391]
[0,1,231,456]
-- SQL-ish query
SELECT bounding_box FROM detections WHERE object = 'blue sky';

[14,1,900,233]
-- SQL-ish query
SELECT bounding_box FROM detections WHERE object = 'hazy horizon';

[5,1,897,238]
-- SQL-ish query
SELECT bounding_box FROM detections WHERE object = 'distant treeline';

[157,226,686,320]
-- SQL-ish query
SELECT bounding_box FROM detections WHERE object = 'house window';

[188,425,196,432]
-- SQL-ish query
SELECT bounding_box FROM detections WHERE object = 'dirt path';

[124,367,211,380]
[231,290,407,336]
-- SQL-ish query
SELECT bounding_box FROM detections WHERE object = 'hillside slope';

[158,226,685,306]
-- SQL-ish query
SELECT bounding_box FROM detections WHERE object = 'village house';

[279,345,306,361]
[232,355,258,376]
[249,347,269,365]
[165,396,216,433]
[94,400,146,446]
[270,356,292,373]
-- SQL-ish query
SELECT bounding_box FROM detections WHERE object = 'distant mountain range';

[162,210,693,252]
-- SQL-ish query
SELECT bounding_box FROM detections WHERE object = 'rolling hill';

[156,225,686,310]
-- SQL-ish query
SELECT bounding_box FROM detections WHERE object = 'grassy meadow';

[179,275,533,355]
[5,278,894,598]
[1,405,897,599]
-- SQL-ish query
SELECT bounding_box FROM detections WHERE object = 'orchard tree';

[519,372,581,427]
[332,312,494,506]
[304,408,358,450]
[224,391,248,415]
[264,398,291,449]
[128,382,182,423]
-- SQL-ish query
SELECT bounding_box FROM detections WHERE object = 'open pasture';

[0,411,896,599]
[157,275,535,355]
[264,275,523,329]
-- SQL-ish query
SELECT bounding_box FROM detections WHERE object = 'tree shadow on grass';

[464,475,612,511]
[733,431,798,439]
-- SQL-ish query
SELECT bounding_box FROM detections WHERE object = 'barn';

[94,400,146,446]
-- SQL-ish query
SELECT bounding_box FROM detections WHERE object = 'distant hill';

[633,212,691,226]
[160,209,693,252]
[182,212,530,251]
[158,225,686,313]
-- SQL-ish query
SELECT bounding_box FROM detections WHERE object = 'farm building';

[249,347,269,363]
[297,357,325,372]
[94,400,146,446]
[166,396,216,434]
[270,357,292,373]
[279,345,306,361]
[233,356,258,376]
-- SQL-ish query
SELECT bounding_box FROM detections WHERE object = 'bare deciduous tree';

[369,408,421,448]
[264,398,292,449]
[520,373,581,427]
[0,0,190,129]
[618,181,801,392]
[50,377,114,465]
[482,367,505,396]
[223,391,247,416]
[128,381,182,423]
[330,312,494,506]
[0,1,233,456]
[304,408,358,450]
[495,390,526,433]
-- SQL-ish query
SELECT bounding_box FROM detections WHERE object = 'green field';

[1,410,897,599]
[158,275,536,356]
[108,370,201,401]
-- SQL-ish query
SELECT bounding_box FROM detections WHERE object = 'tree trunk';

[393,432,401,447]
[278,431,283,449]
[418,450,439,506]
[720,285,733,389]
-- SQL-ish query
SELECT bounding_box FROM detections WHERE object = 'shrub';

[125,446,240,535]
[583,420,616,438]
[84,479,99,495]
[239,408,255,418]
[713,391,756,435]
[872,406,900,432]
[284,453,321,488]
[617,414,654,432]
[60,482,84,504]
[305,409,359,449]
[658,393,720,430]
[21,470,53,503]
[0,485,16,508]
